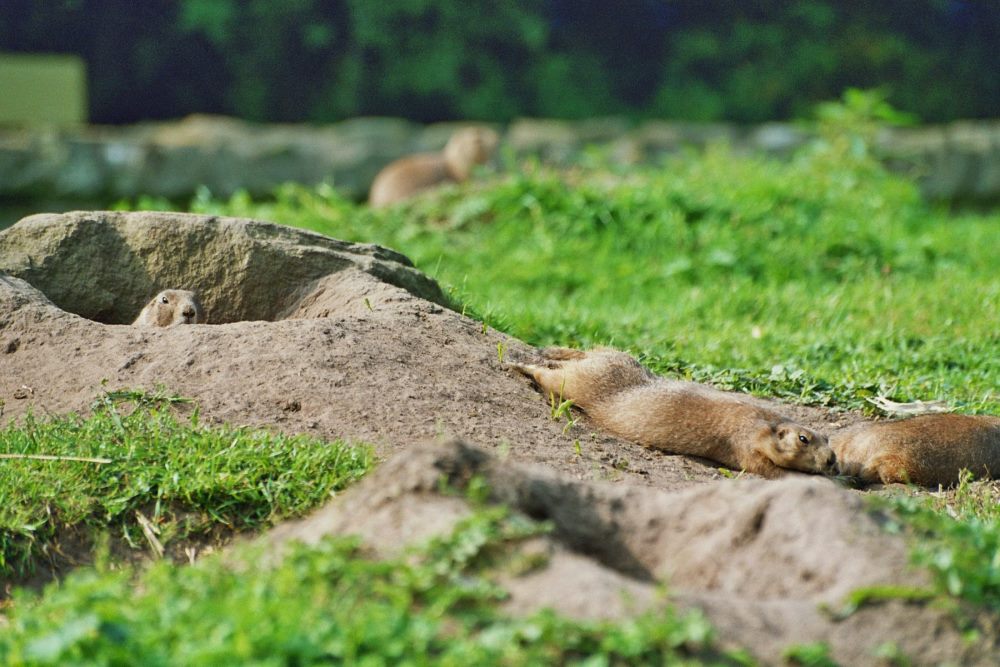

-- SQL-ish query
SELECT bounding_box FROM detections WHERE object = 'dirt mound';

[264,440,996,666]
[0,211,860,487]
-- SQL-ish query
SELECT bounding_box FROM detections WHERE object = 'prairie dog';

[368,126,499,207]
[132,289,203,326]
[512,347,837,478]
[832,413,1000,486]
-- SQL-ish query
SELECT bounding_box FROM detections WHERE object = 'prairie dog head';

[133,289,203,327]
[760,423,837,475]
[443,126,499,180]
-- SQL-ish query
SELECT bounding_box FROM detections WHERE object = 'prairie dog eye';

[798,434,809,444]
[161,295,169,304]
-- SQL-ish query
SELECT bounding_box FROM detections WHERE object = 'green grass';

[882,474,1000,613]
[783,642,838,667]
[0,390,372,579]
[0,508,747,666]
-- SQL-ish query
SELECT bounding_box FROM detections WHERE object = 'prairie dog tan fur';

[512,347,837,478]
[832,413,1000,486]
[368,126,499,207]
[132,289,203,327]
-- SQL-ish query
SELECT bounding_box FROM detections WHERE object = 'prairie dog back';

[442,126,499,180]
[368,126,499,207]
[831,413,1000,485]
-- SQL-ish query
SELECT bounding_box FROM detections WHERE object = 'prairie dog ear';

[756,424,781,452]
[776,426,789,439]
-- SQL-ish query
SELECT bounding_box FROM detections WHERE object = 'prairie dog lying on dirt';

[832,413,1000,486]
[368,126,499,207]
[511,347,837,478]
[132,289,203,326]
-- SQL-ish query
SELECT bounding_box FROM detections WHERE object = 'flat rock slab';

[2,116,999,202]
[263,440,996,666]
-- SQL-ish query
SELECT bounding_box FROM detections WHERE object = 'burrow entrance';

[0,210,447,324]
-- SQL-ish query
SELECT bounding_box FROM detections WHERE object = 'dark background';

[1,0,997,125]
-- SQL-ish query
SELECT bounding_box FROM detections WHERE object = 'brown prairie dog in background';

[831,413,1000,486]
[368,126,500,207]
[511,347,838,478]
[132,289,203,326]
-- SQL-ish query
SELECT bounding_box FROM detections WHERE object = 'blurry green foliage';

[0,0,996,123]
[810,87,920,163]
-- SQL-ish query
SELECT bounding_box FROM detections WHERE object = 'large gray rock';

[506,118,583,163]
[630,120,742,155]
[879,121,1000,201]
[0,210,446,323]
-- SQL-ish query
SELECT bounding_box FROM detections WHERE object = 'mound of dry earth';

[0,210,860,487]
[1,211,988,663]
[265,440,995,666]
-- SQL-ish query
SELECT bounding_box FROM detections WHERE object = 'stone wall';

[1,114,998,203]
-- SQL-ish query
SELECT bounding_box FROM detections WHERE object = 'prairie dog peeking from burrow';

[132,289,203,326]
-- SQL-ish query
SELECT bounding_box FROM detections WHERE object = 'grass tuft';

[881,473,1000,612]
[0,392,372,579]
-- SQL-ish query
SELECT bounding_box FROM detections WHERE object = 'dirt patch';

[263,440,997,666]
[3,504,235,599]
